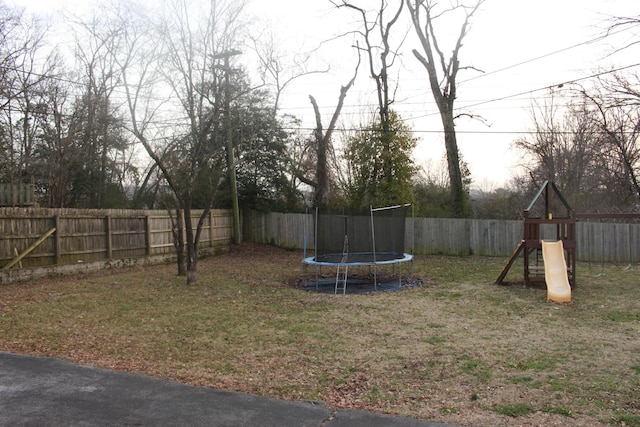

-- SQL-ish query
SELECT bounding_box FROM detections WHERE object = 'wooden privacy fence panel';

[5,208,636,269]
[0,183,36,207]
[57,215,112,264]
[0,214,55,268]
[469,219,522,257]
[109,216,147,259]
[208,211,234,248]
[147,214,177,255]
[414,218,471,256]
[0,208,233,269]
[242,210,309,249]
[242,211,640,263]
[577,221,640,263]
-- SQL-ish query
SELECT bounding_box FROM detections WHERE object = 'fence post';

[105,215,113,259]
[54,215,61,265]
[145,214,152,256]
[209,210,214,247]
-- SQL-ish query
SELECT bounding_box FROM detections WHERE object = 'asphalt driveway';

[0,352,459,426]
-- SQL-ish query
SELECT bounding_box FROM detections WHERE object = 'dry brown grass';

[1,243,639,426]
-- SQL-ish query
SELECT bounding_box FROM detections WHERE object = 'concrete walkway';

[0,352,460,426]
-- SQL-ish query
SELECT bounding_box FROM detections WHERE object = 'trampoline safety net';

[314,205,409,263]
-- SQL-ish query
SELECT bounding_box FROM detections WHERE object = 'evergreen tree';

[343,111,417,209]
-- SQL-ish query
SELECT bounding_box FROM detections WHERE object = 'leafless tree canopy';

[406,0,485,217]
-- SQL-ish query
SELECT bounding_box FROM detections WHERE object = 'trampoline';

[302,204,414,294]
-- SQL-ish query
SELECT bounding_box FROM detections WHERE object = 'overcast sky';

[8,0,640,189]
[245,0,640,189]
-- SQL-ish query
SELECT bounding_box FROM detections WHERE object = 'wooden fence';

[0,183,36,207]
[0,208,233,272]
[2,208,637,280]
[243,211,640,263]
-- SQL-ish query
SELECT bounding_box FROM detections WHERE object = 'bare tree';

[248,27,328,116]
[406,0,485,217]
[605,14,640,54]
[513,91,606,211]
[0,6,59,204]
[72,13,128,208]
[298,55,359,208]
[32,68,75,208]
[512,75,640,213]
[248,27,340,210]
[98,0,246,284]
[333,0,407,195]
[0,5,49,111]
[580,74,640,208]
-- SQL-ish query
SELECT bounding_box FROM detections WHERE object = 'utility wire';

[461,23,630,86]
[406,62,640,121]
[284,22,640,112]
[1,17,638,127]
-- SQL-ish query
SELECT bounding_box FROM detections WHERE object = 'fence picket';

[2,209,638,271]
[0,208,233,269]
[243,211,639,263]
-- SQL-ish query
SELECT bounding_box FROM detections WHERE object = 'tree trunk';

[173,208,187,277]
[308,67,357,208]
[442,120,467,217]
[309,95,329,208]
[183,206,198,285]
[407,0,484,218]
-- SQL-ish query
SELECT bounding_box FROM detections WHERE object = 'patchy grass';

[492,403,534,417]
[1,243,639,426]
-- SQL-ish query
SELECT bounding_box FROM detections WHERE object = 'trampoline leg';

[373,264,378,291]
[302,263,307,287]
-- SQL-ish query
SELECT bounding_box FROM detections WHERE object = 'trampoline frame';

[302,204,414,293]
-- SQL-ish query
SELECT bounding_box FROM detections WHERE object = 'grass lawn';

[1,243,639,426]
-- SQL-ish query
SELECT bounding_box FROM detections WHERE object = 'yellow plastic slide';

[541,240,572,303]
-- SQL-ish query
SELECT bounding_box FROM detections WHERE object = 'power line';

[461,23,632,86]
[1,16,638,130]
[278,23,640,114]
[406,62,640,122]
[279,126,638,136]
